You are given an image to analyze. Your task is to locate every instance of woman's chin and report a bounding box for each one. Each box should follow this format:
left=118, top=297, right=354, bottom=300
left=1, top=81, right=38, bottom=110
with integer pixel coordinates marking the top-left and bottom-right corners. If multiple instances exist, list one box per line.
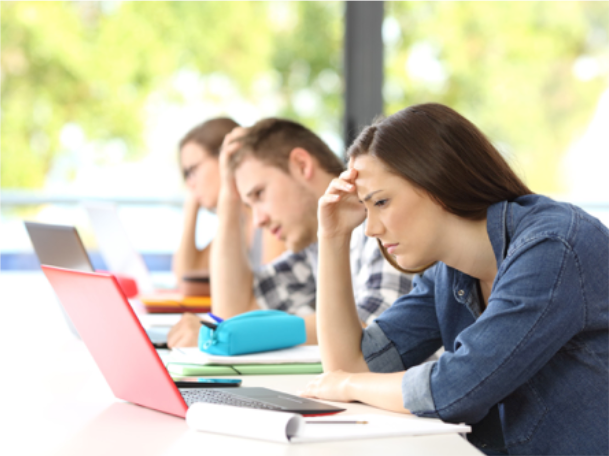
left=395, top=255, right=417, bottom=270
left=396, top=255, right=434, bottom=273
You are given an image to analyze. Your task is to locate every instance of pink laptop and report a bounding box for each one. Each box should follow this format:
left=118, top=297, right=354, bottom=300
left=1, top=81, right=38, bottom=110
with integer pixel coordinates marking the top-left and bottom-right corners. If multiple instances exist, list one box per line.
left=41, top=266, right=344, bottom=418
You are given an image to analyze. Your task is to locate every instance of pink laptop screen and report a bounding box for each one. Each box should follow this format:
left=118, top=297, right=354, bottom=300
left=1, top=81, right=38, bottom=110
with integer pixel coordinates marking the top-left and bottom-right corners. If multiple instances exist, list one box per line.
left=42, top=266, right=187, bottom=418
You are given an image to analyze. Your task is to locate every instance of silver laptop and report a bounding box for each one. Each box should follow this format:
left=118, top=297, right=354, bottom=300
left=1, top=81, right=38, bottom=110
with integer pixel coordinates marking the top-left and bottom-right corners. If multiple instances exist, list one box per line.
left=23, top=221, right=170, bottom=348
left=82, top=202, right=156, bottom=294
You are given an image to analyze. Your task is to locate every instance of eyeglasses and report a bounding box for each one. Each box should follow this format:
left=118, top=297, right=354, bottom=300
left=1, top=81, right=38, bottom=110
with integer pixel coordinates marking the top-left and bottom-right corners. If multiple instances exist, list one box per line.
left=182, top=161, right=202, bottom=181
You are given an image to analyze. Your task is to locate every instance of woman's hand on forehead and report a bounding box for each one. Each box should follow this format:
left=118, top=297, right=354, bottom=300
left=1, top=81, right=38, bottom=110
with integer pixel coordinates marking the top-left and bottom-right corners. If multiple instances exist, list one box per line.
left=340, top=167, right=358, bottom=183
left=342, top=165, right=361, bottom=199
left=347, top=155, right=357, bottom=170
left=318, top=165, right=366, bottom=239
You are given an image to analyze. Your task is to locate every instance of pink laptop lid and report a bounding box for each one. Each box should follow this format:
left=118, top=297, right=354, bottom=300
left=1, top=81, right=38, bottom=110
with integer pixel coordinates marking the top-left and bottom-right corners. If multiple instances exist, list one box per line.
left=42, top=265, right=187, bottom=418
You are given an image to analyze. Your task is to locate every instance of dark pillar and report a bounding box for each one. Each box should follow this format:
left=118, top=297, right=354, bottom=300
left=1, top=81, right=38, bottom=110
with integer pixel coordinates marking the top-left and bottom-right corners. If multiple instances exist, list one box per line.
left=343, top=1, right=384, bottom=150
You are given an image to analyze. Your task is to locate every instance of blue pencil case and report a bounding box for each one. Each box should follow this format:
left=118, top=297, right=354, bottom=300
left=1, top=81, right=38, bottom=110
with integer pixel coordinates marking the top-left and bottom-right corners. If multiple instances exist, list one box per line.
left=198, top=310, right=306, bottom=356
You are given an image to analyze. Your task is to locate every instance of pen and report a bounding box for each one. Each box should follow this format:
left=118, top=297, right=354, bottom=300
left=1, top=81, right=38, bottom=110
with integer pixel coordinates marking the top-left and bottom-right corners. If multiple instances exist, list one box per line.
left=200, top=320, right=217, bottom=330
left=208, top=313, right=224, bottom=323
left=305, top=421, right=368, bottom=424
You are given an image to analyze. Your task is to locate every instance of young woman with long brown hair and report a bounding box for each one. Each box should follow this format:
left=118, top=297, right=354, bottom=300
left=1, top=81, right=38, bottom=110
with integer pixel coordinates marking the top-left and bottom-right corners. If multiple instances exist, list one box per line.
left=302, top=103, right=608, bottom=455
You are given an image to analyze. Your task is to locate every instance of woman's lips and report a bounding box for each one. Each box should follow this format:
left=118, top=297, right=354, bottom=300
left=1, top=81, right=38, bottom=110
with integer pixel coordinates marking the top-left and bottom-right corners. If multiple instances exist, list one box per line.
left=383, top=243, right=399, bottom=254
left=270, top=226, right=282, bottom=239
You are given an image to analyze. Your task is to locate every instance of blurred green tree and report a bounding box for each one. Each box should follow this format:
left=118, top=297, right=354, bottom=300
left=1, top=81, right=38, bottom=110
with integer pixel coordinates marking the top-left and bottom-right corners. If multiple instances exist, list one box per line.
left=384, top=1, right=609, bottom=194
left=1, top=1, right=342, bottom=189
left=2, top=1, right=607, bottom=196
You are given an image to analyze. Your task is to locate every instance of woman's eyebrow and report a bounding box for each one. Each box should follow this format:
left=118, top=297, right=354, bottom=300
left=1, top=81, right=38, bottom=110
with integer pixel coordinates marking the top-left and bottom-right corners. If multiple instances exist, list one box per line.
left=246, top=185, right=263, bottom=199
left=363, top=190, right=383, bottom=202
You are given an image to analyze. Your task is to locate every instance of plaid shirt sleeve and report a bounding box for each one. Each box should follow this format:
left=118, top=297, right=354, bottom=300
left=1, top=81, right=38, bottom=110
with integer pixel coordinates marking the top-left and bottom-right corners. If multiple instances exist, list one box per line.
left=252, top=250, right=316, bottom=318
left=251, top=223, right=412, bottom=323
left=350, top=223, right=414, bottom=325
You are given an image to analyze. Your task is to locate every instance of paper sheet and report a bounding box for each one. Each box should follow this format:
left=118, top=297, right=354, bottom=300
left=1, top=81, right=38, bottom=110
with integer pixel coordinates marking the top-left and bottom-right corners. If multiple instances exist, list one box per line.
left=293, top=414, right=471, bottom=443
left=170, top=345, right=321, bottom=365
left=186, top=403, right=471, bottom=444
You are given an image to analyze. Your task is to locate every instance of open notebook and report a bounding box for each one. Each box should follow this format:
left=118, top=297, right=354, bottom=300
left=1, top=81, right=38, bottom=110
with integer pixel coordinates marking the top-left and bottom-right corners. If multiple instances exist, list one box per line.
left=187, top=403, right=471, bottom=443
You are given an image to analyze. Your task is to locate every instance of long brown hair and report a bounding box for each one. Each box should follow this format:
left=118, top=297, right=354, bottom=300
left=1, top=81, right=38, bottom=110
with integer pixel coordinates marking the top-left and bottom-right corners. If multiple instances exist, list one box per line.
left=179, top=117, right=240, bottom=158
left=348, top=103, right=532, bottom=274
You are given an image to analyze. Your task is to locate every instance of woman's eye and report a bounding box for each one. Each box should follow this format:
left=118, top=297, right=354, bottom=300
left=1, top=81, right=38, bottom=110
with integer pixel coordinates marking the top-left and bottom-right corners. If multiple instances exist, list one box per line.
left=374, top=199, right=388, bottom=208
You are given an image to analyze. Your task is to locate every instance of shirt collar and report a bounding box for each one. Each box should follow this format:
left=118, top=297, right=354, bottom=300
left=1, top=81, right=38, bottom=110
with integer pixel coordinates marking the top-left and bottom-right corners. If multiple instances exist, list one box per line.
left=486, top=200, right=510, bottom=270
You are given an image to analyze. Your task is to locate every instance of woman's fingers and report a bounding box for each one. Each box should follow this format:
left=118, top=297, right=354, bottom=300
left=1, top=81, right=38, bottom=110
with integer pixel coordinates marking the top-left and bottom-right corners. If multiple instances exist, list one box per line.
left=299, top=371, right=351, bottom=402
left=338, top=168, right=357, bottom=182
left=299, top=376, right=323, bottom=398
left=326, top=176, right=356, bottom=196
left=320, top=193, right=340, bottom=203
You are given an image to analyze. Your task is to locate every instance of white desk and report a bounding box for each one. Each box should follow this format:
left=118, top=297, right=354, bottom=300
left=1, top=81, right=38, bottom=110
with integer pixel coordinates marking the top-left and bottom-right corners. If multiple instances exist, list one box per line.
left=0, top=272, right=482, bottom=456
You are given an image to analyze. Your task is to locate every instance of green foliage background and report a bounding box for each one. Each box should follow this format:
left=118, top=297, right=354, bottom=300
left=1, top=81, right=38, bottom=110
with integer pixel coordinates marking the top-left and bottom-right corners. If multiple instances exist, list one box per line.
left=1, top=1, right=342, bottom=189
left=2, top=1, right=608, bottom=195
left=385, top=1, right=609, bottom=194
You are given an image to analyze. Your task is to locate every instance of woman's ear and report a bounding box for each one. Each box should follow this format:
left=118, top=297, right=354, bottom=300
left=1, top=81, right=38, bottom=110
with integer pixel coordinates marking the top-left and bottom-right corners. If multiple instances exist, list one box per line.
left=288, top=147, right=315, bottom=180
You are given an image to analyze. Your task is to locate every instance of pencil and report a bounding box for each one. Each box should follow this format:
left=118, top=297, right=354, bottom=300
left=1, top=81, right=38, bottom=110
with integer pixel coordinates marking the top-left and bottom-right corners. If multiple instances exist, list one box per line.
left=305, top=421, right=368, bottom=424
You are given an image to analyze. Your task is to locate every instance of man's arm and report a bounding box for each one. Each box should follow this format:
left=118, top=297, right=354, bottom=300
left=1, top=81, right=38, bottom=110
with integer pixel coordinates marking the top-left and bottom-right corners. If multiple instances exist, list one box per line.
left=172, top=194, right=211, bottom=281
left=210, top=189, right=259, bottom=318
left=209, top=129, right=259, bottom=319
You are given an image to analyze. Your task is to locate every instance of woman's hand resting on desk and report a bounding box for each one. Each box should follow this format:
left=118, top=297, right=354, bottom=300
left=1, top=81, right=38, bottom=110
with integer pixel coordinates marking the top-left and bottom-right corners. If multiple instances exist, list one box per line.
left=318, top=168, right=366, bottom=240
left=300, top=370, right=412, bottom=414
left=299, top=370, right=355, bottom=403
left=167, top=313, right=202, bottom=348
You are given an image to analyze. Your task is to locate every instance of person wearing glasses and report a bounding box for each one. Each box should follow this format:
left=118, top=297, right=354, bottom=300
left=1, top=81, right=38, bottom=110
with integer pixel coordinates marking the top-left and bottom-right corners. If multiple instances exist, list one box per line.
left=173, top=117, right=285, bottom=285
left=167, top=118, right=413, bottom=348
left=301, top=103, right=608, bottom=455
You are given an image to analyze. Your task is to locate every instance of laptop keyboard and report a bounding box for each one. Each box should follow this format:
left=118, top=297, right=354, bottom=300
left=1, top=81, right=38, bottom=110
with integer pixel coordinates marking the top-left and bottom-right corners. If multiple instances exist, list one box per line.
left=180, top=389, right=282, bottom=410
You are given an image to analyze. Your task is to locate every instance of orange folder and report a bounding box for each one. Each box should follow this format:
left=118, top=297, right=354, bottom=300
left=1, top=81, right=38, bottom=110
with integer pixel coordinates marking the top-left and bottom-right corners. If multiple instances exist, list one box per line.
left=137, top=293, right=212, bottom=314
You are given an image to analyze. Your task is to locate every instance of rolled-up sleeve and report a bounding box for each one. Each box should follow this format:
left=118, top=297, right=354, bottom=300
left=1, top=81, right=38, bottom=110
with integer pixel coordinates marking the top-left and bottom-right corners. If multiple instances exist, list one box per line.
left=361, top=321, right=405, bottom=372
left=362, top=321, right=439, bottom=414
left=401, top=361, right=437, bottom=414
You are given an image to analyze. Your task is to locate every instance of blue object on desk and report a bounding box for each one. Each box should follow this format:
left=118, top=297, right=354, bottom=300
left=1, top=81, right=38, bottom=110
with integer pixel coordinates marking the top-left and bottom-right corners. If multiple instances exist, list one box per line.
left=208, top=313, right=224, bottom=323
left=198, top=310, right=306, bottom=356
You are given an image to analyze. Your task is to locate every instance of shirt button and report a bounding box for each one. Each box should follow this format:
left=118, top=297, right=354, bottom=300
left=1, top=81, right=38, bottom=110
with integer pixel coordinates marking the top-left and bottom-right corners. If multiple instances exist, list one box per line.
left=457, top=290, right=465, bottom=297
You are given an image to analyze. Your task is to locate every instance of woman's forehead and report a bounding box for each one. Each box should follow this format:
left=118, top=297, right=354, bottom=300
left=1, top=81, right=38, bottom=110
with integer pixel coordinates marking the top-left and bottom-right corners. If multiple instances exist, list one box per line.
left=349, top=154, right=369, bottom=171
left=350, top=154, right=384, bottom=172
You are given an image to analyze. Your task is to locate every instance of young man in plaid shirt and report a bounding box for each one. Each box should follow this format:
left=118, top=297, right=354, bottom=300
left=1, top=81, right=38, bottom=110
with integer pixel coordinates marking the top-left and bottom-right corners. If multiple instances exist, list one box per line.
left=168, top=119, right=412, bottom=347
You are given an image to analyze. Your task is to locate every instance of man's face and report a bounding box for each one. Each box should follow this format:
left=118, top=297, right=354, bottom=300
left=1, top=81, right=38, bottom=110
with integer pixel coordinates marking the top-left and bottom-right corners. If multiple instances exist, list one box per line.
left=234, top=156, right=319, bottom=252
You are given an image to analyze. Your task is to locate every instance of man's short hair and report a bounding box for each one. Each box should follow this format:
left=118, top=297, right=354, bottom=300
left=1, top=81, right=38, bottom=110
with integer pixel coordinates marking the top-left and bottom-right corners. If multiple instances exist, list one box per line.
left=230, top=118, right=345, bottom=176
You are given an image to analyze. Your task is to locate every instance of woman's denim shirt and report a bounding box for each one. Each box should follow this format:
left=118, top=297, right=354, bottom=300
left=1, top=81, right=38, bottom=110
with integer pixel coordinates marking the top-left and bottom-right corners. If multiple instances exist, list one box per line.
left=362, top=195, right=608, bottom=455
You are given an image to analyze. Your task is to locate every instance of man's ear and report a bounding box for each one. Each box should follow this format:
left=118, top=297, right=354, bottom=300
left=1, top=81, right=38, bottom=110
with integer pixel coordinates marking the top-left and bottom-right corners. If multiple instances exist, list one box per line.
left=288, top=147, right=315, bottom=180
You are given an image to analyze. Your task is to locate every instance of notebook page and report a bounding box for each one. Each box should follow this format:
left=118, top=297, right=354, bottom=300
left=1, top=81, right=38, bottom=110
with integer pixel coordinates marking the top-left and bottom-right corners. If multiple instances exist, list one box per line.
left=186, top=402, right=302, bottom=443
left=291, top=414, right=471, bottom=443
